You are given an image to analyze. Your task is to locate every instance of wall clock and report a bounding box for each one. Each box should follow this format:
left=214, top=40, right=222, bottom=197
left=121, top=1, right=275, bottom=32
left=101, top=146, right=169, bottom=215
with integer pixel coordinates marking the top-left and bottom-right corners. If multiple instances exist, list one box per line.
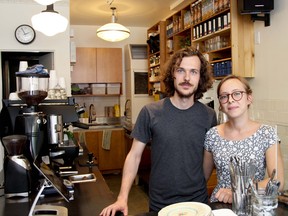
left=15, top=24, right=36, bottom=45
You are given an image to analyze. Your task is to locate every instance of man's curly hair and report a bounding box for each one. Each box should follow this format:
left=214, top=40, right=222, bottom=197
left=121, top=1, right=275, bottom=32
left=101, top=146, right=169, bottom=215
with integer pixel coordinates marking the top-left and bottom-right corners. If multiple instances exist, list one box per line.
left=162, top=47, right=214, bottom=100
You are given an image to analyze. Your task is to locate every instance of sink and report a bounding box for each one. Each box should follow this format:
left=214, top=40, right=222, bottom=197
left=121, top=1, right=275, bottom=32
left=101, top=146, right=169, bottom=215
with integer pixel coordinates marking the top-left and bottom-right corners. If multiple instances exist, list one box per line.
left=75, top=117, right=123, bottom=129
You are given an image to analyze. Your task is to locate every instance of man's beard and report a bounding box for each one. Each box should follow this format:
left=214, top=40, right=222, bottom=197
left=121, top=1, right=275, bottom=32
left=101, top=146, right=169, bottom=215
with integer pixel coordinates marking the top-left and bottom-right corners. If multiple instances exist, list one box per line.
left=175, top=83, right=197, bottom=99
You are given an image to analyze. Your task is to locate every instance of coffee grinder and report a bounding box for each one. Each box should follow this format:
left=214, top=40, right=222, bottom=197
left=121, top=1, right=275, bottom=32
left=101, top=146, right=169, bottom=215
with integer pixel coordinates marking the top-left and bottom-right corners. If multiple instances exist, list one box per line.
left=2, top=135, right=31, bottom=198
left=14, top=72, right=49, bottom=161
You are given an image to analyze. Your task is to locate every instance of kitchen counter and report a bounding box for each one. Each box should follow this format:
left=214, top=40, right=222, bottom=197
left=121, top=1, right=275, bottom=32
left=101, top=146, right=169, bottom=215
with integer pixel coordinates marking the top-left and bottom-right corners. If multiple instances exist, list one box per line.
left=0, top=149, right=116, bottom=215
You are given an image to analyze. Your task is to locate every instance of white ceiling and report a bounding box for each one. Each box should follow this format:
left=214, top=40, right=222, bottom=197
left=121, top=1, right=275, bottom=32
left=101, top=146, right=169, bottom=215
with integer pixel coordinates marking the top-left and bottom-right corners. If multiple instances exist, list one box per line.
left=70, top=0, right=191, bottom=27
left=1, top=0, right=193, bottom=28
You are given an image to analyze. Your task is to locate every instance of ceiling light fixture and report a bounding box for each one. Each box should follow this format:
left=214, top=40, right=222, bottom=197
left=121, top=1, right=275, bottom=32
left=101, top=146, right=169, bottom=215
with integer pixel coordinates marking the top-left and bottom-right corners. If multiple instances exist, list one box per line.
left=96, top=7, right=130, bottom=42
left=34, top=0, right=60, bottom=6
left=31, top=4, right=68, bottom=36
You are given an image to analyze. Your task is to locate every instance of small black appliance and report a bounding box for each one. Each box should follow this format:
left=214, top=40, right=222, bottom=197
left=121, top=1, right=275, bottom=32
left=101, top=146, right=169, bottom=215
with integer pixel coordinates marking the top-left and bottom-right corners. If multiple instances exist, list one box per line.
left=2, top=135, right=31, bottom=198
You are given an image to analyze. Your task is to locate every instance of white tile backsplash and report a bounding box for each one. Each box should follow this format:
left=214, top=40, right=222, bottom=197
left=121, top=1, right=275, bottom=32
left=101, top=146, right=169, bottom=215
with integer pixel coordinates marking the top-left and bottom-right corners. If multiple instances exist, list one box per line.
left=74, top=96, right=120, bottom=117
left=252, top=99, right=288, bottom=190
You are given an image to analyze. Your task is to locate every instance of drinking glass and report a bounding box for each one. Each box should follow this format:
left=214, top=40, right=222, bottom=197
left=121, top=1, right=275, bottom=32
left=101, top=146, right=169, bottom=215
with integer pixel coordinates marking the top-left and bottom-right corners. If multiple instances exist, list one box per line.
left=252, top=189, right=278, bottom=216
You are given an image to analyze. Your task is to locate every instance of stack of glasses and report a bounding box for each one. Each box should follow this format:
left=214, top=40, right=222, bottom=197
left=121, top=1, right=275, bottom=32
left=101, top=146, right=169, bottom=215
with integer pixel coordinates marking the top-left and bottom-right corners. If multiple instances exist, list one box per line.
left=229, top=156, right=280, bottom=216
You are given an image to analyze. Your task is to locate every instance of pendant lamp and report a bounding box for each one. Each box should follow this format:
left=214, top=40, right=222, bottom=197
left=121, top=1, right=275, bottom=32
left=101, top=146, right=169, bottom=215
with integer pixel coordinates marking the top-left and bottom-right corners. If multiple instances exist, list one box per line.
left=34, top=0, right=60, bottom=5
left=31, top=4, right=68, bottom=36
left=97, top=7, right=130, bottom=42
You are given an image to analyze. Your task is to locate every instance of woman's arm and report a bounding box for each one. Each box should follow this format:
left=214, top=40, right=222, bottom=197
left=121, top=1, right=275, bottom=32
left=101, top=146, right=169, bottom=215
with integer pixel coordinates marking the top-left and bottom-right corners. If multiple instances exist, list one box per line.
left=258, top=143, right=285, bottom=191
left=203, top=150, right=215, bottom=182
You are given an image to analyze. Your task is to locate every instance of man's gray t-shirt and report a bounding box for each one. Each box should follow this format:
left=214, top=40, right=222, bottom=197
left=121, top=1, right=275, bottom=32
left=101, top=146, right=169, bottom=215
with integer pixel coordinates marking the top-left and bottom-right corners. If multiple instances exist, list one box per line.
left=131, top=97, right=217, bottom=211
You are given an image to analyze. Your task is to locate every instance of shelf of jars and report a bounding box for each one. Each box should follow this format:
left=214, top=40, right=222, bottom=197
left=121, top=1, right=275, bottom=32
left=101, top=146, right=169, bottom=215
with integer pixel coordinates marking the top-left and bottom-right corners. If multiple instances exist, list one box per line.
left=160, top=0, right=254, bottom=79
left=147, top=21, right=166, bottom=95
left=193, top=27, right=230, bottom=43
left=166, top=28, right=192, bottom=56
left=204, top=45, right=232, bottom=78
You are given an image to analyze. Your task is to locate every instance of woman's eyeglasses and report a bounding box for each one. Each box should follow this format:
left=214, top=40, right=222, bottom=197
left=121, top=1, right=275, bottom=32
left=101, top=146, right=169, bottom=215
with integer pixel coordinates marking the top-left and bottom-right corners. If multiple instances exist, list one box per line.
left=218, top=91, right=247, bottom=104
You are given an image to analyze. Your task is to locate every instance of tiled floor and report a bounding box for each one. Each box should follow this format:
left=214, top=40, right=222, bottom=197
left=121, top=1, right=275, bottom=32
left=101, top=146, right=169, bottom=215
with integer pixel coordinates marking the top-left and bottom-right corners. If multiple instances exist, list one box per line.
left=103, top=173, right=149, bottom=215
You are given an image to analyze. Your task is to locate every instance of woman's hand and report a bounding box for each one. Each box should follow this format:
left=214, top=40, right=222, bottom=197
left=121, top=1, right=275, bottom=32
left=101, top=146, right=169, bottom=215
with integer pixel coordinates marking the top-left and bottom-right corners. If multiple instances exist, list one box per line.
left=214, top=188, right=233, bottom=203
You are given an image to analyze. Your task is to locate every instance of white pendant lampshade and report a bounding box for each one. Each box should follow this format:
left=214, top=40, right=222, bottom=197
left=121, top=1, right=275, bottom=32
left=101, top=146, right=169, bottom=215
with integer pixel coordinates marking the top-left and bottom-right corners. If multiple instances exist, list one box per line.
left=97, top=7, right=130, bottom=42
left=31, top=4, right=68, bottom=36
left=34, top=0, right=60, bottom=5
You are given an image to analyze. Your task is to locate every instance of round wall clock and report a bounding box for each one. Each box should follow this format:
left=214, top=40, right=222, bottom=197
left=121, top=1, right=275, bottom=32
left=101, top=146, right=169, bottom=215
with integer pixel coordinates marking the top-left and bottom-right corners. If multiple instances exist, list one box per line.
left=15, top=24, right=36, bottom=44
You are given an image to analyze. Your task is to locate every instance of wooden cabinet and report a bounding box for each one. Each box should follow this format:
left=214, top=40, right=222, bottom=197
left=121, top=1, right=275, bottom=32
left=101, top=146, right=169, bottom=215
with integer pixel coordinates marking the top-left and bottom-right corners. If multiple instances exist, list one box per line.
left=96, top=48, right=122, bottom=83
left=207, top=168, right=217, bottom=197
left=71, top=47, right=123, bottom=83
left=147, top=21, right=166, bottom=95
left=98, top=129, right=125, bottom=171
left=73, top=128, right=126, bottom=172
left=71, top=48, right=97, bottom=83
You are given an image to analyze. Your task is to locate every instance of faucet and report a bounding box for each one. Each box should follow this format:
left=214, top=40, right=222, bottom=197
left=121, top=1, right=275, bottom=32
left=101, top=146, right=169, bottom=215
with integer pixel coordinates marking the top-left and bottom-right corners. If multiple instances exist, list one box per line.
left=88, top=104, right=96, bottom=123
left=124, top=99, right=131, bottom=121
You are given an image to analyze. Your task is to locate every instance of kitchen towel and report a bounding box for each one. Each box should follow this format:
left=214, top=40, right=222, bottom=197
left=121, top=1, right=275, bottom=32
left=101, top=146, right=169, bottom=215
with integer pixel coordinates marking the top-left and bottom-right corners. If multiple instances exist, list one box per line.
left=102, top=129, right=112, bottom=150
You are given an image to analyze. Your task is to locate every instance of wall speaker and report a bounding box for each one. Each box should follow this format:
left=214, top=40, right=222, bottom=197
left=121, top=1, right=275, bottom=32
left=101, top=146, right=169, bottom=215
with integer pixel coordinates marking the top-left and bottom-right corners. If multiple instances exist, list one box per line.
left=238, top=0, right=274, bottom=14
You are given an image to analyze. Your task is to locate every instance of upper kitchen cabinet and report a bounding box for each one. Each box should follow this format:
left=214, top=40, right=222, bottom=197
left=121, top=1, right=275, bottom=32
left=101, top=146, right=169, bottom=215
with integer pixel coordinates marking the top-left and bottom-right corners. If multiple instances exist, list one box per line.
left=71, top=48, right=97, bottom=83
left=96, top=48, right=122, bottom=83
left=165, top=0, right=254, bottom=78
left=71, top=47, right=123, bottom=83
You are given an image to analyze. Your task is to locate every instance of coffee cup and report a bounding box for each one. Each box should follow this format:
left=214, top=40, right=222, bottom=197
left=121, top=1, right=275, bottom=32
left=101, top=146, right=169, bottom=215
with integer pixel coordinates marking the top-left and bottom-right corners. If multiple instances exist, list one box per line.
left=9, top=92, right=20, bottom=100
left=19, top=61, right=28, bottom=72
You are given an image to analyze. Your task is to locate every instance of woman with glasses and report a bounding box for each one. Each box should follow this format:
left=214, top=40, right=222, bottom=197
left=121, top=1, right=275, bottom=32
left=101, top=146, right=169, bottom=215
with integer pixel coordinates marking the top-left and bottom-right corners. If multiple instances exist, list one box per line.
left=203, top=75, right=284, bottom=203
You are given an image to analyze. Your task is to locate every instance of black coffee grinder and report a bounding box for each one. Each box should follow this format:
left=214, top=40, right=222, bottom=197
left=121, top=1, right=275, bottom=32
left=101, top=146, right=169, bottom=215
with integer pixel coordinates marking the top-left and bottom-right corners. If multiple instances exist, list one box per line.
left=14, top=71, right=49, bottom=161
left=2, top=135, right=31, bottom=198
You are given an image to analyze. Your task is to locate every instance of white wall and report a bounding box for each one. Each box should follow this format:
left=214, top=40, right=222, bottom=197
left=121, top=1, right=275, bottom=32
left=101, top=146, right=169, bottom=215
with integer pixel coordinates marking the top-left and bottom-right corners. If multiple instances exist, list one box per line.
left=0, top=0, right=71, bottom=108
left=0, top=0, right=70, bottom=186
left=248, top=0, right=288, bottom=189
left=250, top=1, right=287, bottom=101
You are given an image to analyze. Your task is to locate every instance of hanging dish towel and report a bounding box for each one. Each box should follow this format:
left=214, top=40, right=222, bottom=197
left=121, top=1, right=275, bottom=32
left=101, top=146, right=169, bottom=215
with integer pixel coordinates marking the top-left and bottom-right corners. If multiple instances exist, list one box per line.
left=102, top=129, right=112, bottom=150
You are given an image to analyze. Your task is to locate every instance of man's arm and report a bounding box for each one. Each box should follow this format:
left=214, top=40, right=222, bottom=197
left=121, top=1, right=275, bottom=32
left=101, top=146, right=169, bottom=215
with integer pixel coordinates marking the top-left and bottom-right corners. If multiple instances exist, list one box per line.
left=100, top=138, right=146, bottom=216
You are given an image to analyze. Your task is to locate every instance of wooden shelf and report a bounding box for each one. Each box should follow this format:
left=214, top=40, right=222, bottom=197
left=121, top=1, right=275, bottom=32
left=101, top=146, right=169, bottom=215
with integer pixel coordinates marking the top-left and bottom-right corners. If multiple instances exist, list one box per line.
left=205, top=46, right=231, bottom=54
left=147, top=21, right=166, bottom=96
left=193, top=27, right=230, bottom=43
left=149, top=63, right=160, bottom=68
left=194, top=8, right=230, bottom=26
left=210, top=57, right=232, bottom=64
left=72, top=94, right=121, bottom=97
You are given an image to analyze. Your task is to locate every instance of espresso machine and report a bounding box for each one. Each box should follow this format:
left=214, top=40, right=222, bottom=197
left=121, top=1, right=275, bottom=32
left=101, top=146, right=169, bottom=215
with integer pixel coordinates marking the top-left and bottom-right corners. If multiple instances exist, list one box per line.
left=0, top=67, right=82, bottom=193
left=2, top=135, right=31, bottom=198
left=47, top=114, right=79, bottom=166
